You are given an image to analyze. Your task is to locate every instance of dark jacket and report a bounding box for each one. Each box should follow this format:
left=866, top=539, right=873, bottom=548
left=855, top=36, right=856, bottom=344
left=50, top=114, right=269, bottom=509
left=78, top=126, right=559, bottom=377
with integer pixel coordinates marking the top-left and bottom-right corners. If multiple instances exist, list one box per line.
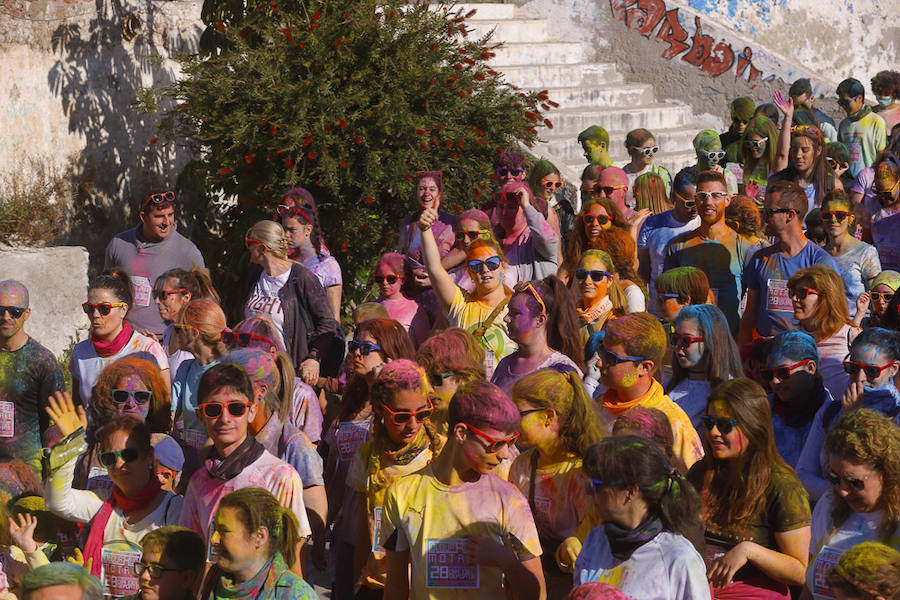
left=243, top=263, right=345, bottom=376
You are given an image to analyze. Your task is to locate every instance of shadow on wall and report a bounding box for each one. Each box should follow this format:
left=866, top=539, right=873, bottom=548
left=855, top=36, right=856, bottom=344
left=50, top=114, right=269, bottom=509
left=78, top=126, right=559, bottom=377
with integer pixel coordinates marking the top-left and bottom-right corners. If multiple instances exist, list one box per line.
left=46, top=0, right=199, bottom=268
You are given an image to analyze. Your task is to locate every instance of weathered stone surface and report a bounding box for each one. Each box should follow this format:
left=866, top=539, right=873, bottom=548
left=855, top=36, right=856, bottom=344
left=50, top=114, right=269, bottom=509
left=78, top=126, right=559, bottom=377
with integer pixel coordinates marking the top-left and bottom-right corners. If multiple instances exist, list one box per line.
left=0, top=245, right=90, bottom=357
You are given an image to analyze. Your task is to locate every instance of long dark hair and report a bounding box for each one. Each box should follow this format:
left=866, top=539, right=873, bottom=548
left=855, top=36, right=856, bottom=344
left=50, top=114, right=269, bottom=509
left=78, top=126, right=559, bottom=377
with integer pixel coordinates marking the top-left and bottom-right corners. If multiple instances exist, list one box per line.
left=584, top=435, right=705, bottom=554
left=514, top=276, right=585, bottom=371
left=281, top=187, right=326, bottom=254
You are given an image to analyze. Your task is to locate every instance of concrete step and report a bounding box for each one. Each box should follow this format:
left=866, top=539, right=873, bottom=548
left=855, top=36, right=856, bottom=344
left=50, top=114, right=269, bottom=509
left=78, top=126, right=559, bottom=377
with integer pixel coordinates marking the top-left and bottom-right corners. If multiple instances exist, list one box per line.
left=490, top=41, right=586, bottom=66
left=532, top=83, right=654, bottom=110
left=453, top=2, right=516, bottom=20
left=465, top=19, right=550, bottom=43
left=498, top=62, right=622, bottom=89
left=540, top=125, right=702, bottom=163
left=546, top=103, right=691, bottom=134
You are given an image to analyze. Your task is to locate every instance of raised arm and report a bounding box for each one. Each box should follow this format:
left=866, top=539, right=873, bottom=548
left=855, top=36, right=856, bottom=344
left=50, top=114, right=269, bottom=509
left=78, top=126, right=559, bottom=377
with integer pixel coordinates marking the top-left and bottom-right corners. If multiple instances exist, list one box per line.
left=773, top=91, right=794, bottom=174
left=521, top=195, right=560, bottom=264
left=419, top=208, right=459, bottom=310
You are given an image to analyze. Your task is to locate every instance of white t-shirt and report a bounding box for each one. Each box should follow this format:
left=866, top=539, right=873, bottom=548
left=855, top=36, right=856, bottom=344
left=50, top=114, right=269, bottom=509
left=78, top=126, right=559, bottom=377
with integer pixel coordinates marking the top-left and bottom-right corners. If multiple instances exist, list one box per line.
left=623, top=284, right=646, bottom=313
left=806, top=491, right=899, bottom=599
left=574, top=529, right=711, bottom=600
left=245, top=269, right=291, bottom=346
left=69, top=331, right=168, bottom=404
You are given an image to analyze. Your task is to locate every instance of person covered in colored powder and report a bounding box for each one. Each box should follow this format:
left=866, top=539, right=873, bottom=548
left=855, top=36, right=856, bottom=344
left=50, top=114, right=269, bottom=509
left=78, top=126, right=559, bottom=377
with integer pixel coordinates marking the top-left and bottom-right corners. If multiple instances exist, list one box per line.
left=691, top=130, right=738, bottom=195
left=373, top=252, right=438, bottom=348
left=578, top=126, right=615, bottom=169
left=836, top=78, right=888, bottom=178
left=381, top=380, right=545, bottom=600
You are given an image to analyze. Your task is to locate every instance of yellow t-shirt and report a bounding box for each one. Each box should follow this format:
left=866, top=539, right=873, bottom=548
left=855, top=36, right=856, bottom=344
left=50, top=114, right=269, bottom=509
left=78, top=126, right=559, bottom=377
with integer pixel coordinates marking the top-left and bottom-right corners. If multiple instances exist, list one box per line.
left=447, top=287, right=516, bottom=362
left=597, top=379, right=704, bottom=472
left=381, top=465, right=542, bottom=599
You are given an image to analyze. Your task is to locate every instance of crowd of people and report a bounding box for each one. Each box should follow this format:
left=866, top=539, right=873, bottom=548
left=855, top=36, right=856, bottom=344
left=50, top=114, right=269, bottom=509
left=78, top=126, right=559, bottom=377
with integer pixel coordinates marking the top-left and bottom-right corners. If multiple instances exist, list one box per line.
left=2, top=73, right=900, bottom=600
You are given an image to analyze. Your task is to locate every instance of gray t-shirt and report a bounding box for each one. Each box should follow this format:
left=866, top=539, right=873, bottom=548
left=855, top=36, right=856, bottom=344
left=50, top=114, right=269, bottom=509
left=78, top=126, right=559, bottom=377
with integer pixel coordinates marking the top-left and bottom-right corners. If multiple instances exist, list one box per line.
left=104, top=226, right=205, bottom=336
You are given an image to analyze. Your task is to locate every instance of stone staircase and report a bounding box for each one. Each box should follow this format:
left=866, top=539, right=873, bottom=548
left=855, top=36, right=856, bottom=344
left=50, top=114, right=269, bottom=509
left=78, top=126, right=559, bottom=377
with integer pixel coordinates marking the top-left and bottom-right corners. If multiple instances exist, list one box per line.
left=459, top=3, right=713, bottom=181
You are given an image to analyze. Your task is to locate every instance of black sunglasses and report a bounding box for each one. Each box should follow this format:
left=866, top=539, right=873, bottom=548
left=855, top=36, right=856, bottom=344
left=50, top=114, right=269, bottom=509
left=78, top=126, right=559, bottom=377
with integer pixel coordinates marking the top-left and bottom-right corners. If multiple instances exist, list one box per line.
left=99, top=447, right=142, bottom=467
left=133, top=562, right=181, bottom=578
left=467, top=256, right=502, bottom=274
left=582, top=214, right=611, bottom=226
left=700, top=416, right=740, bottom=435
left=111, top=389, right=153, bottom=405
left=0, top=306, right=26, bottom=319
left=428, top=371, right=456, bottom=387
left=198, top=401, right=252, bottom=419
left=221, top=331, right=275, bottom=351
left=373, top=274, right=400, bottom=284
left=495, top=168, right=524, bottom=177
left=348, top=340, right=383, bottom=356
left=824, top=470, right=868, bottom=491
left=574, top=269, right=611, bottom=282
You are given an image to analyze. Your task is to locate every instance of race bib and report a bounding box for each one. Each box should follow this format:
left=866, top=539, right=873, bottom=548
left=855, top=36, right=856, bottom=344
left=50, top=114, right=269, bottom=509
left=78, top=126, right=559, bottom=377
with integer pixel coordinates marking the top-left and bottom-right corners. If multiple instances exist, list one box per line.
left=371, top=507, right=386, bottom=553
left=130, top=276, right=152, bottom=308
left=426, top=539, right=480, bottom=589
left=0, top=401, right=14, bottom=437
left=766, top=279, right=793, bottom=313
left=849, top=142, right=862, bottom=165
left=87, top=465, right=114, bottom=492
left=101, top=547, right=142, bottom=597
left=812, top=546, right=842, bottom=596
left=336, top=420, right=370, bottom=462
left=533, top=493, right=552, bottom=524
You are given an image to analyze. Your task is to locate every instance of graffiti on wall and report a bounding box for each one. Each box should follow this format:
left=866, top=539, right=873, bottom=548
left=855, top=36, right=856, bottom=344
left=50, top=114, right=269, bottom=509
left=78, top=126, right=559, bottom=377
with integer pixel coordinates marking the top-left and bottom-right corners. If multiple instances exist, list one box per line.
left=609, top=0, right=763, bottom=87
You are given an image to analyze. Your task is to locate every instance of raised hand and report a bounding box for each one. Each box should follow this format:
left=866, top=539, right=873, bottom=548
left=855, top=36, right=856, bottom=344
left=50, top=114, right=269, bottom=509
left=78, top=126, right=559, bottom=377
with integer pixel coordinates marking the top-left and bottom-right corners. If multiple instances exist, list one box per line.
left=8, top=513, right=39, bottom=553
left=418, top=208, right=439, bottom=231
left=46, top=391, right=87, bottom=438
left=774, top=90, right=794, bottom=117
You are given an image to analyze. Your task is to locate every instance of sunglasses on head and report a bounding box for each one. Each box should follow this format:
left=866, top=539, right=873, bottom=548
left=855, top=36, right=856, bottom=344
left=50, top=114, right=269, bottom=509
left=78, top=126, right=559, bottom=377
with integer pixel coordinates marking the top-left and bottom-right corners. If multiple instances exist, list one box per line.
left=198, top=401, right=253, bottom=419
left=514, top=281, right=547, bottom=316
left=825, top=470, right=869, bottom=491
left=760, top=358, right=813, bottom=382
left=464, top=422, right=519, bottom=453
left=456, top=230, right=490, bottom=242
left=582, top=214, right=611, bottom=226
left=601, top=347, right=646, bottom=366
left=428, top=371, right=456, bottom=387
left=276, top=204, right=312, bottom=223
left=871, top=291, right=894, bottom=302
left=842, top=359, right=897, bottom=379
left=0, top=306, right=26, bottom=319
left=467, top=256, right=502, bottom=274
left=244, top=238, right=264, bottom=250
left=631, top=145, right=659, bottom=157
left=112, top=389, right=153, bottom=405
left=348, top=339, right=383, bottom=356
left=99, top=447, right=142, bottom=467
left=700, top=150, right=726, bottom=162
left=141, top=191, right=175, bottom=209
left=495, top=168, right=524, bottom=178
left=82, top=302, right=126, bottom=316
left=669, top=332, right=704, bottom=348
left=700, top=416, right=740, bottom=435
left=542, top=180, right=564, bottom=190
left=221, top=331, right=276, bottom=351
left=153, top=288, right=187, bottom=301
left=790, top=287, right=818, bottom=300
left=873, top=179, right=900, bottom=203
left=820, top=210, right=851, bottom=223
left=373, top=274, right=400, bottom=285
left=588, top=185, right=626, bottom=197
left=743, top=138, right=768, bottom=151
left=381, top=401, right=434, bottom=426
left=574, top=269, right=611, bottom=282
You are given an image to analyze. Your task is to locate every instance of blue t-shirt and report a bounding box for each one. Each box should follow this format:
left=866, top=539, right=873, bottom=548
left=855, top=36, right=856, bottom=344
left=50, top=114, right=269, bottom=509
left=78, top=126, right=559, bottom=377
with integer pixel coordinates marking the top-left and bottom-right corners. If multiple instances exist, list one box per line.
left=638, top=211, right=686, bottom=249
left=743, top=240, right=841, bottom=337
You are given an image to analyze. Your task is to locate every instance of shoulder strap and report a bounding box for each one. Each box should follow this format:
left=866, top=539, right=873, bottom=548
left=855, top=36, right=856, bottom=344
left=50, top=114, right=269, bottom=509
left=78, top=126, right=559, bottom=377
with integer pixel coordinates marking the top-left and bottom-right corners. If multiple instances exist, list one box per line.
left=527, top=450, right=539, bottom=512
left=473, top=297, right=509, bottom=341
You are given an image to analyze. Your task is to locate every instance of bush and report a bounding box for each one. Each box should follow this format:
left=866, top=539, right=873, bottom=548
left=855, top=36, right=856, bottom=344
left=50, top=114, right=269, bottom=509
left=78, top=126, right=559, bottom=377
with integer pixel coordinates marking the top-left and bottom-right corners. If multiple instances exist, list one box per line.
left=150, top=0, right=552, bottom=319
left=0, top=157, right=76, bottom=246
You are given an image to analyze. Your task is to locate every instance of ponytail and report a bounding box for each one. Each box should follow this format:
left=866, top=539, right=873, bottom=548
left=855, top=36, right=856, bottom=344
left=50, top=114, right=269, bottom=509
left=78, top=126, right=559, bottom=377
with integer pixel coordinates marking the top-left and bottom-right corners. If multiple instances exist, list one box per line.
left=90, top=269, right=134, bottom=306
left=543, top=276, right=586, bottom=372
left=273, top=352, right=296, bottom=421
left=657, top=467, right=705, bottom=555
left=278, top=507, right=301, bottom=567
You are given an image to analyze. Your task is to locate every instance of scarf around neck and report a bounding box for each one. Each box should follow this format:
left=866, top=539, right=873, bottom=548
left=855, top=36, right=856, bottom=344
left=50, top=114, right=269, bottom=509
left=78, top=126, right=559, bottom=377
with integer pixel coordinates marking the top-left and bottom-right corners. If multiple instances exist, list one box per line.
left=91, top=320, right=133, bottom=358
left=577, top=296, right=613, bottom=326
left=205, top=435, right=266, bottom=480
left=604, top=512, right=665, bottom=561
left=84, top=475, right=162, bottom=578
left=210, top=553, right=288, bottom=599
left=602, top=378, right=665, bottom=416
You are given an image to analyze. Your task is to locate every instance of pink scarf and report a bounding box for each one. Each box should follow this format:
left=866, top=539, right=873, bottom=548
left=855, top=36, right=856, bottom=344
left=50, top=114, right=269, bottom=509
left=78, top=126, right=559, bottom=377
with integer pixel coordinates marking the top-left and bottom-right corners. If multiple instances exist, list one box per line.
left=84, top=476, right=162, bottom=578
left=91, top=321, right=133, bottom=357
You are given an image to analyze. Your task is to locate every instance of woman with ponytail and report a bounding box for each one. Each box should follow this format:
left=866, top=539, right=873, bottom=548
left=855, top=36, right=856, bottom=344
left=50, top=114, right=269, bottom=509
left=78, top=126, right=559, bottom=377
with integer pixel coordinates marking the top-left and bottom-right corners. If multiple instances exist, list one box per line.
left=171, top=298, right=229, bottom=448
left=203, top=487, right=317, bottom=600
left=243, top=220, right=344, bottom=388
left=71, top=270, right=169, bottom=409
left=574, top=435, right=709, bottom=599
left=509, top=369, right=603, bottom=597
left=153, top=266, right=220, bottom=375
left=689, top=378, right=811, bottom=598
left=491, top=276, right=585, bottom=395
left=348, top=360, right=440, bottom=597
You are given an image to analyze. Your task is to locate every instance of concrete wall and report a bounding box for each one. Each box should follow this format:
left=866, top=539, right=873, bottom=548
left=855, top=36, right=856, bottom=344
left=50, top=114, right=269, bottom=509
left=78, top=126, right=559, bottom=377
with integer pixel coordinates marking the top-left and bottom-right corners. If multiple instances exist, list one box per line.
left=517, top=0, right=898, bottom=124
left=0, top=246, right=91, bottom=357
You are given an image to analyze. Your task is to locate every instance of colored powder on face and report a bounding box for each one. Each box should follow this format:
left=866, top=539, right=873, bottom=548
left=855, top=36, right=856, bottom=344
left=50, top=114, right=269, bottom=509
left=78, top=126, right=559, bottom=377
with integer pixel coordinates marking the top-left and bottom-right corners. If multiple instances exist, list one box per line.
left=693, top=130, right=721, bottom=153
left=620, top=371, right=638, bottom=388
left=0, top=280, right=28, bottom=307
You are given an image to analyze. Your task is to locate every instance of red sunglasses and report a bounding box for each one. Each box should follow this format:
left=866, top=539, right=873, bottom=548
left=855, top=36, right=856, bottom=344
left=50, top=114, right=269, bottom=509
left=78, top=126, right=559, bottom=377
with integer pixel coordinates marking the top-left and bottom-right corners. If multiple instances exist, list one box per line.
left=464, top=423, right=519, bottom=453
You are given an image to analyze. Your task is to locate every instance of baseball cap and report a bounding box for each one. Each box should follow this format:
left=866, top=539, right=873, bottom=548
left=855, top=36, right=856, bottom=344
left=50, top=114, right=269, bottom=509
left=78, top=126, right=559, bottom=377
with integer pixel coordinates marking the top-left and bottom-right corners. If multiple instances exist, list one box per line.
left=152, top=434, right=185, bottom=471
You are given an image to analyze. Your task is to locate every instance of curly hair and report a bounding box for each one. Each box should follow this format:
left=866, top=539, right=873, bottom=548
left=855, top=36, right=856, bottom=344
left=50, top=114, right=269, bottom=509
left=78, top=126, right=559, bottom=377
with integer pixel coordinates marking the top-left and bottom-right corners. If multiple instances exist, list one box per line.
left=563, top=197, right=628, bottom=273
left=825, top=409, right=900, bottom=539
left=91, top=356, right=171, bottom=433
left=415, top=328, right=486, bottom=384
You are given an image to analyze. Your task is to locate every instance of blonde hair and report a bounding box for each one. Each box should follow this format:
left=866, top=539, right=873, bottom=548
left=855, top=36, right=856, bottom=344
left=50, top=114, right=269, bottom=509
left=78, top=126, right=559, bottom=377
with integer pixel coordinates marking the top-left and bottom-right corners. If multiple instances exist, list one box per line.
left=633, top=172, right=671, bottom=215
left=176, top=299, right=228, bottom=354
left=580, top=249, right=627, bottom=313
left=246, top=220, right=291, bottom=260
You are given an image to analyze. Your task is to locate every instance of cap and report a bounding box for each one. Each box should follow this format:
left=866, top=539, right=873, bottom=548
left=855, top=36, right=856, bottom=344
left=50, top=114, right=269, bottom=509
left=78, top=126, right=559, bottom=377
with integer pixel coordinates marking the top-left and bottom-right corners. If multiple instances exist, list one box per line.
left=692, top=130, right=721, bottom=152
left=789, top=78, right=813, bottom=98
left=152, top=434, right=185, bottom=471
left=730, top=97, right=755, bottom=121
